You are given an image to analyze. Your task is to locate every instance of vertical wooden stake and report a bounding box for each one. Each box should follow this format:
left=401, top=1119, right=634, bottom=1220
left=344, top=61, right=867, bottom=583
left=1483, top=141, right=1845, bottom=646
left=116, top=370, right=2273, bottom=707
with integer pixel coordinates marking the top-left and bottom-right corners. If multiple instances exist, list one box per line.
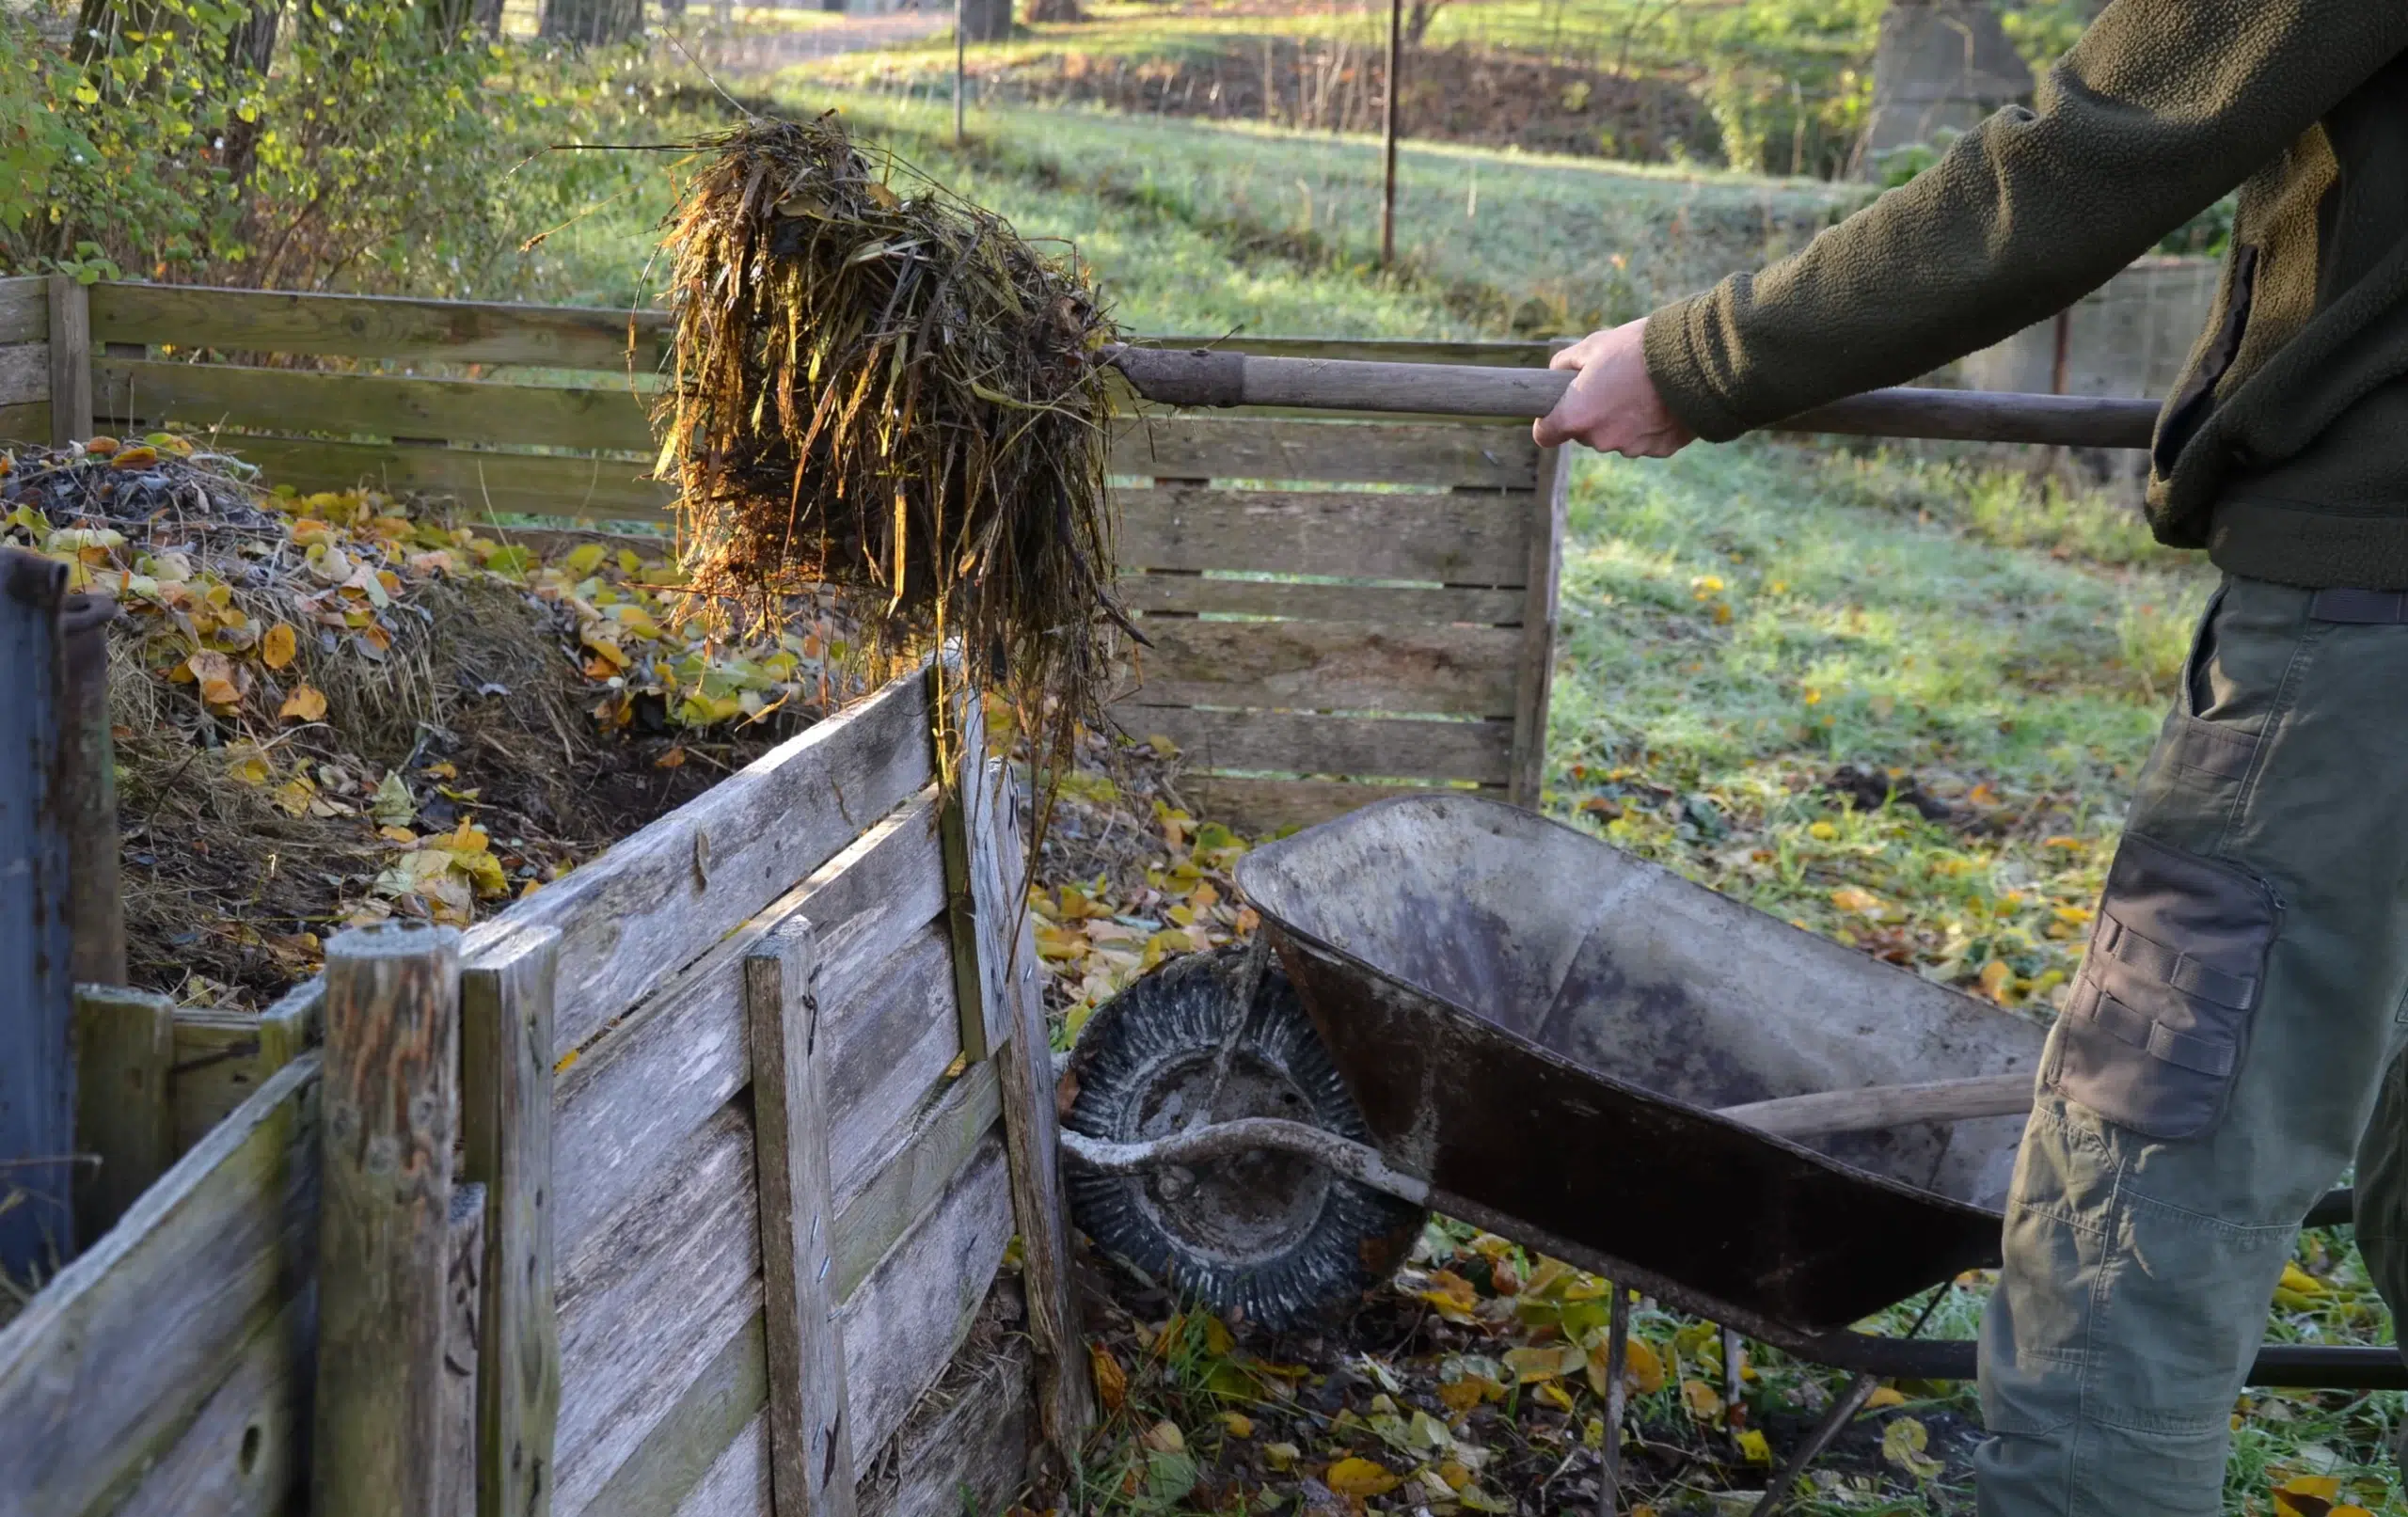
left=314, top=922, right=464, bottom=1517
left=1380, top=0, right=1402, bottom=266
left=984, top=758, right=1097, bottom=1457
left=71, top=984, right=175, bottom=1244
left=1508, top=439, right=1571, bottom=808
left=747, top=922, right=857, bottom=1517
left=462, top=930, right=561, bottom=1517
left=937, top=669, right=1012, bottom=1063
left=1597, top=1285, right=1631, bottom=1517
left=443, top=1180, right=489, bottom=1517
left=45, top=276, right=92, bottom=450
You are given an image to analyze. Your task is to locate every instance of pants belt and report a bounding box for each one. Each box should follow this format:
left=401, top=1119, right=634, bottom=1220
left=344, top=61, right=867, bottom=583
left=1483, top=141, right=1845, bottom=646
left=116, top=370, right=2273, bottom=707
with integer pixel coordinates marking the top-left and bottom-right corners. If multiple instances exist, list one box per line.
left=2309, top=587, right=2408, bottom=624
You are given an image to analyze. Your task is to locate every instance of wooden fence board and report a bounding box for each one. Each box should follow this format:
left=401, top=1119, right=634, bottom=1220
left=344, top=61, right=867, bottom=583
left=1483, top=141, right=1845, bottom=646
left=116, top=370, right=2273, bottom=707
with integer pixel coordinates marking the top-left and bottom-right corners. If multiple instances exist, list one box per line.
left=471, top=669, right=934, bottom=1058
left=73, top=985, right=177, bottom=1244
left=832, top=1136, right=1014, bottom=1465
left=90, top=283, right=671, bottom=371
left=1183, top=776, right=1479, bottom=836
left=110, top=1294, right=311, bottom=1517
left=47, top=277, right=92, bottom=448
left=0, top=277, right=48, bottom=344
left=1119, top=573, right=1523, bottom=625
left=855, top=1333, right=1034, bottom=1517
left=168, top=988, right=315, bottom=1156
left=0, top=341, right=50, bottom=407
left=0, top=400, right=51, bottom=443
left=1139, top=336, right=1560, bottom=367
left=142, top=434, right=676, bottom=522
left=675, top=1409, right=769, bottom=1517
left=557, top=1273, right=766, bottom=1517
left=823, top=927, right=965, bottom=1202
left=0, top=1053, right=320, bottom=1517
left=599, top=1326, right=768, bottom=1517
left=1117, top=619, right=1523, bottom=718
left=831, top=1063, right=999, bottom=1302
left=1109, top=418, right=1542, bottom=489
left=548, top=793, right=945, bottom=1259
left=1116, top=487, right=1529, bottom=583
left=1510, top=447, right=1571, bottom=805
left=99, top=358, right=653, bottom=455
left=1123, top=707, right=1513, bottom=785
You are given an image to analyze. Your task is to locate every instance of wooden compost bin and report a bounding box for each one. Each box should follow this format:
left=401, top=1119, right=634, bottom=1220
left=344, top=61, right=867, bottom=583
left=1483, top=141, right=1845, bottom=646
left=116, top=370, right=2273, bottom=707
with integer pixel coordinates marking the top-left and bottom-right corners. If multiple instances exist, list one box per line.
left=44, top=279, right=1567, bottom=834
left=0, top=665, right=1091, bottom=1517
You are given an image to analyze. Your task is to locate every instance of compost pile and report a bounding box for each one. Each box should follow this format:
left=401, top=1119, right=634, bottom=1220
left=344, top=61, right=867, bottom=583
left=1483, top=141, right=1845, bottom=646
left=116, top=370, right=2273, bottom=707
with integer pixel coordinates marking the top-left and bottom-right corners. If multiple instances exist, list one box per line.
left=2, top=436, right=853, bottom=1008
left=656, top=113, right=1124, bottom=785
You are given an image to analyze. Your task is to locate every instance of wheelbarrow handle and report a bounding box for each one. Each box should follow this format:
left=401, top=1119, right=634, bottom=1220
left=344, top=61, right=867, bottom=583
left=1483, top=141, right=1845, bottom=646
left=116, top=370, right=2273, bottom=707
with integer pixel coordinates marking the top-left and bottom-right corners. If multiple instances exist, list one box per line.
left=1102, top=345, right=2160, bottom=450
left=1715, top=1071, right=2036, bottom=1140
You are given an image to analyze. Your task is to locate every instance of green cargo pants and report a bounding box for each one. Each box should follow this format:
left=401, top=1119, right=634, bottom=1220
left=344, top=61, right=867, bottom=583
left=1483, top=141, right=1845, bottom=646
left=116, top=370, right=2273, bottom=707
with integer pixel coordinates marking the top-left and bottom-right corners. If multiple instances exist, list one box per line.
left=1974, top=575, right=2408, bottom=1515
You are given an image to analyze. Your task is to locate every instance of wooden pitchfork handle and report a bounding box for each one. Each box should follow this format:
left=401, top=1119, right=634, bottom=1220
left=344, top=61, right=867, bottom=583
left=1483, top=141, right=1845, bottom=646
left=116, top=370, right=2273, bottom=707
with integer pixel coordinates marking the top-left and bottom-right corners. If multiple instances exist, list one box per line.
left=1102, top=345, right=2160, bottom=450
left=1716, top=1071, right=2036, bottom=1140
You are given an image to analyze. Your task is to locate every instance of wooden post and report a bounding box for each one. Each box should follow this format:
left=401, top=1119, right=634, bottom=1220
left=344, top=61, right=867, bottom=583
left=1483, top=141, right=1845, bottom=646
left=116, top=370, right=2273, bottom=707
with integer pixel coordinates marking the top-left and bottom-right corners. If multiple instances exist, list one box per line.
left=745, top=922, right=858, bottom=1517
left=1508, top=441, right=1570, bottom=809
left=71, top=985, right=174, bottom=1245
left=1, top=546, right=77, bottom=1276
left=444, top=1181, right=489, bottom=1517
left=461, top=930, right=561, bottom=1517
left=983, top=758, right=1097, bottom=1457
left=45, top=276, right=92, bottom=449
left=58, top=591, right=122, bottom=987
left=314, top=922, right=465, bottom=1517
left=936, top=671, right=1012, bottom=1063
left=1380, top=0, right=1402, bottom=266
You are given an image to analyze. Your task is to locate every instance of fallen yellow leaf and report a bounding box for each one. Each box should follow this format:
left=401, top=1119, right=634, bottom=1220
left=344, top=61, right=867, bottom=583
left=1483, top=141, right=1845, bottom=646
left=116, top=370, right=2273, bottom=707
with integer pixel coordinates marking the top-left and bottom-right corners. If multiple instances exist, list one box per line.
left=260, top=622, right=298, bottom=670
left=279, top=683, right=327, bottom=722
left=1264, top=1442, right=1300, bottom=1472
left=1830, top=885, right=1884, bottom=916
left=1218, top=1411, right=1253, bottom=1439
left=1139, top=1420, right=1183, bottom=1454
left=1863, top=1385, right=1909, bottom=1410
left=1324, top=1457, right=1401, bottom=1498
left=1735, top=1429, right=1771, bottom=1464
left=1086, top=1341, right=1126, bottom=1414
left=1680, top=1379, right=1720, bottom=1422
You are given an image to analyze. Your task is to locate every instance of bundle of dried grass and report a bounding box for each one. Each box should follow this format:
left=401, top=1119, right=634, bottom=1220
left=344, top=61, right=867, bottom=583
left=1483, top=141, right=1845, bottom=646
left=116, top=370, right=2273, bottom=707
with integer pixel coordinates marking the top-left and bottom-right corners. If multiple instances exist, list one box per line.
left=654, top=113, right=1125, bottom=783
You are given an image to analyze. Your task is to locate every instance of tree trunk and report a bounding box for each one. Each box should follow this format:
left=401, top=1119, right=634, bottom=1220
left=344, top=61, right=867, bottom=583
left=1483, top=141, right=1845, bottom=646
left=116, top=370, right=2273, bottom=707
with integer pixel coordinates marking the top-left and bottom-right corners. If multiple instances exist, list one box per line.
left=541, top=0, right=643, bottom=45
left=472, top=0, right=506, bottom=33
left=958, top=0, right=1010, bottom=44
left=1024, top=0, right=1081, bottom=22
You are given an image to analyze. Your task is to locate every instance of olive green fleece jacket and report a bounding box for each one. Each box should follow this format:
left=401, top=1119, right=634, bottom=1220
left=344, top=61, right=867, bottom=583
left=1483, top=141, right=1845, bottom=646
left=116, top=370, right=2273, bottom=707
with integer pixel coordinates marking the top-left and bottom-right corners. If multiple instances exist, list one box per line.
left=1640, top=0, right=2408, bottom=590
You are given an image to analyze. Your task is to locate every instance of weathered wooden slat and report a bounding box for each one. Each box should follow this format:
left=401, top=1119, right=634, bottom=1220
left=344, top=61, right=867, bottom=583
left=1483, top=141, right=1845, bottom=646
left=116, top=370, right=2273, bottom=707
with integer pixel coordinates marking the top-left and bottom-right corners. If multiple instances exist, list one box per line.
left=123, top=433, right=677, bottom=522
left=1118, top=706, right=1513, bottom=784
left=0, top=1052, right=320, bottom=1517
left=98, top=358, right=653, bottom=454
left=675, top=1408, right=769, bottom=1517
left=1109, top=418, right=1542, bottom=489
left=168, top=982, right=317, bottom=1158
left=313, top=924, right=463, bottom=1517
left=596, top=1323, right=769, bottom=1517
left=443, top=1182, right=489, bottom=1517
left=1182, top=776, right=1482, bottom=836
left=745, top=924, right=858, bottom=1517
left=109, top=1292, right=311, bottom=1517
left=984, top=763, right=1095, bottom=1455
left=1117, top=618, right=1524, bottom=718
left=90, top=282, right=671, bottom=371
left=0, top=277, right=49, bottom=345
left=0, top=399, right=51, bottom=443
left=470, top=668, right=935, bottom=1059
left=48, top=277, right=92, bottom=448
left=830, top=1063, right=998, bottom=1302
left=1143, top=335, right=1561, bottom=367
left=548, top=788, right=945, bottom=1258
left=0, top=340, right=49, bottom=407
left=823, top=928, right=963, bottom=1203
left=558, top=1269, right=767, bottom=1517
left=936, top=679, right=1013, bottom=1064
left=72, top=984, right=176, bottom=1244
left=835, top=1136, right=1014, bottom=1466
left=1511, top=447, right=1571, bottom=807
left=1119, top=572, right=1524, bottom=624
left=1116, top=486, right=1529, bottom=583
left=855, top=1329, right=1033, bottom=1517
left=461, top=930, right=562, bottom=1517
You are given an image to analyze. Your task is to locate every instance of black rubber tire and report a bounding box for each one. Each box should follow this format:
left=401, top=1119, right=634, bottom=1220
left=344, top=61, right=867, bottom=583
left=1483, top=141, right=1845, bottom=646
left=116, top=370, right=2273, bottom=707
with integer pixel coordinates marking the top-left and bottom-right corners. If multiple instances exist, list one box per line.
left=1062, top=944, right=1427, bottom=1329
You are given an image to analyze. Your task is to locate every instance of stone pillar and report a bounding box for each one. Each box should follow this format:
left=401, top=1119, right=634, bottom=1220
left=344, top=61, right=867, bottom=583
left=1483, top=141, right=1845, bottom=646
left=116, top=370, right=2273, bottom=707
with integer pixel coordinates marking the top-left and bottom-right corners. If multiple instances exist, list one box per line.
left=1856, top=0, right=2032, bottom=177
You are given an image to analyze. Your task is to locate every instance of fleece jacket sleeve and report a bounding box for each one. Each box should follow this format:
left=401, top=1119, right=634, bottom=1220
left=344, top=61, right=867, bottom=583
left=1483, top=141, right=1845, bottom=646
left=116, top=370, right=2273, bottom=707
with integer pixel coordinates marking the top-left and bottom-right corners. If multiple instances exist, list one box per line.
left=1640, top=0, right=2408, bottom=441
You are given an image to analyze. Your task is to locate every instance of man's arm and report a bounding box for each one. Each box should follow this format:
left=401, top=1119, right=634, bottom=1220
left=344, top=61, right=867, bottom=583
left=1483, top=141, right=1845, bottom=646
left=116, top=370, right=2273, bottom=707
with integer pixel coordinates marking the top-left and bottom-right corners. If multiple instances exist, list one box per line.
left=1538, top=0, right=2408, bottom=456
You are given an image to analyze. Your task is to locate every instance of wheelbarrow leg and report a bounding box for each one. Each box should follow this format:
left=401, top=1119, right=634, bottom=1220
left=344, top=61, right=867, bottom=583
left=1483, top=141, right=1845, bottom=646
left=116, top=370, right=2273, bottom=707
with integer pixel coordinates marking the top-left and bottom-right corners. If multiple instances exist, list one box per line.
left=1748, top=1375, right=1883, bottom=1517
left=1597, top=1285, right=1632, bottom=1517
left=1189, top=933, right=1274, bottom=1130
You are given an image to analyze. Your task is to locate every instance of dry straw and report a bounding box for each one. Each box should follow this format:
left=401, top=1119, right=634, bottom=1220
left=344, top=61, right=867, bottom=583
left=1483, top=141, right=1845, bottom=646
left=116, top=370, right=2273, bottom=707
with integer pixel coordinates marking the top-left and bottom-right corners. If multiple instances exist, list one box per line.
left=653, top=112, right=1130, bottom=787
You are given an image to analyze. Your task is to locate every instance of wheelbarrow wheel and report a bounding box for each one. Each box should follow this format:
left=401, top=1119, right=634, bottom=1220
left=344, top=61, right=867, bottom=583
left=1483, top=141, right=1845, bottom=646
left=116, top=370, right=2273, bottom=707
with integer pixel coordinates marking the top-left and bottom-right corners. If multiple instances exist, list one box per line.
left=1063, top=943, right=1428, bottom=1329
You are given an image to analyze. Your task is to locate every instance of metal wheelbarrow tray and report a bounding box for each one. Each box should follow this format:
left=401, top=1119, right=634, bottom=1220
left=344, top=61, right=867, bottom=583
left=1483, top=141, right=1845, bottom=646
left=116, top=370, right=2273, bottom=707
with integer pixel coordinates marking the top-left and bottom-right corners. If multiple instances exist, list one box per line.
left=1061, top=793, right=2394, bottom=1390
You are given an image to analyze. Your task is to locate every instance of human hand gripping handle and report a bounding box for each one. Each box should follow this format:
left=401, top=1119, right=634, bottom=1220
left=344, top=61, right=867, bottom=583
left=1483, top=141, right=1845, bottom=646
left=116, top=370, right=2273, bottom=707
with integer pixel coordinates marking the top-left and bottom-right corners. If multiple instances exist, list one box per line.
left=1533, top=318, right=1696, bottom=458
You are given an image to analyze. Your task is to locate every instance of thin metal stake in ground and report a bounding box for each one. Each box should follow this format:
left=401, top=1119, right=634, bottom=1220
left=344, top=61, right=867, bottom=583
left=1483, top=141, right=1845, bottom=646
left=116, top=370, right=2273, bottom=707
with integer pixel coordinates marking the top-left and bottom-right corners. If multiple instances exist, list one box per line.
left=1381, top=0, right=1402, bottom=264
left=1597, top=1284, right=1632, bottom=1517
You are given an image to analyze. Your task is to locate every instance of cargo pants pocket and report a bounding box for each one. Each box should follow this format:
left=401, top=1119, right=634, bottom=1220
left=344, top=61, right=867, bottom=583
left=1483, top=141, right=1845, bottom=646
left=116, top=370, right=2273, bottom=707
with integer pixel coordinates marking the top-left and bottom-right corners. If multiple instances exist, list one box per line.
left=2048, top=832, right=2281, bottom=1141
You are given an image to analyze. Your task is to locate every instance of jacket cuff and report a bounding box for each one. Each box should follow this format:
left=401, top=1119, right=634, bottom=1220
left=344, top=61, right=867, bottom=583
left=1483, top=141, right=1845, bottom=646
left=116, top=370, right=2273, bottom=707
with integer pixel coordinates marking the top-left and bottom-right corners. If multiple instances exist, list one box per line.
left=1641, top=298, right=1752, bottom=444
